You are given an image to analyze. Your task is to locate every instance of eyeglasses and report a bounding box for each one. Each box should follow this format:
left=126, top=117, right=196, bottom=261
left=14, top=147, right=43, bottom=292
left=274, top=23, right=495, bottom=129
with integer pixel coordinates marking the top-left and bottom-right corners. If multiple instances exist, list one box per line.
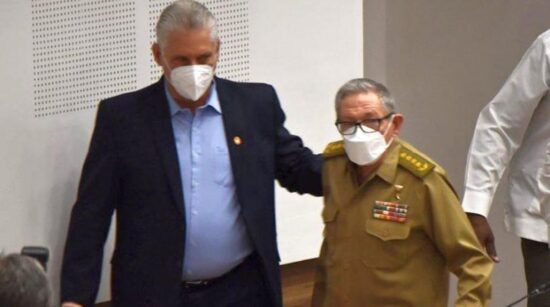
left=335, top=112, right=394, bottom=135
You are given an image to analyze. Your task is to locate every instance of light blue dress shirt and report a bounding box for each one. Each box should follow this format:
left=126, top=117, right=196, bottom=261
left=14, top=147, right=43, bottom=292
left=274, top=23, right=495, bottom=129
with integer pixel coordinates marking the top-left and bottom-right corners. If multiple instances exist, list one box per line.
left=165, top=81, right=253, bottom=281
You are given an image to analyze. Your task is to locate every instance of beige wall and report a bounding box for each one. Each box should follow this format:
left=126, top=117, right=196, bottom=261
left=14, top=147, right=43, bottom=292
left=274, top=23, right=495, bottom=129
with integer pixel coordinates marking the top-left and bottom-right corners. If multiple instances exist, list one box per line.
left=364, top=0, right=550, bottom=306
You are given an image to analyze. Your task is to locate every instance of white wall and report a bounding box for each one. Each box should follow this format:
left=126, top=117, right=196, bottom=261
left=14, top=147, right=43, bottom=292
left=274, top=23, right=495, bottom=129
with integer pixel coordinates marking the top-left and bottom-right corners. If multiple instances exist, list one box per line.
left=364, top=0, right=550, bottom=306
left=0, top=0, right=363, bottom=304
left=249, top=0, right=363, bottom=264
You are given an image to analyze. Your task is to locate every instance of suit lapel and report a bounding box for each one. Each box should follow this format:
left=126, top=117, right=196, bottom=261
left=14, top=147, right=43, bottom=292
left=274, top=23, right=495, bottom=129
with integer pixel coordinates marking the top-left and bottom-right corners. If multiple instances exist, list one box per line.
left=142, top=77, right=248, bottom=217
left=216, top=78, right=249, bottom=201
left=143, top=79, right=185, bottom=217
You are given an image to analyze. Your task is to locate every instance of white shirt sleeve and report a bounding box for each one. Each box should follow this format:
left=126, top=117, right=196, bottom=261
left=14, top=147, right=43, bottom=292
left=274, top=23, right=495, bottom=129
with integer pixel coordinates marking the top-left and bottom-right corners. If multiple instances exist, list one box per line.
left=463, top=33, right=550, bottom=217
left=538, top=143, right=550, bottom=248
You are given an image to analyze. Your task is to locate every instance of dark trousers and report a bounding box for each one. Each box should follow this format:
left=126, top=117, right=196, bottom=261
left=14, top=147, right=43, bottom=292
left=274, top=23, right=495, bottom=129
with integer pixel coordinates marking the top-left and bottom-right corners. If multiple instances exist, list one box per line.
left=522, top=238, right=550, bottom=307
left=180, top=253, right=272, bottom=307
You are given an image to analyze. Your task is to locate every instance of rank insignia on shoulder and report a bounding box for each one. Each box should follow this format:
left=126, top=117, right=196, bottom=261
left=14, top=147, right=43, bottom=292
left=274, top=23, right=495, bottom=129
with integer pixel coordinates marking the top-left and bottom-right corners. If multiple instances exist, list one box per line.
left=398, top=146, right=435, bottom=178
left=373, top=201, right=408, bottom=223
left=323, top=141, right=346, bottom=159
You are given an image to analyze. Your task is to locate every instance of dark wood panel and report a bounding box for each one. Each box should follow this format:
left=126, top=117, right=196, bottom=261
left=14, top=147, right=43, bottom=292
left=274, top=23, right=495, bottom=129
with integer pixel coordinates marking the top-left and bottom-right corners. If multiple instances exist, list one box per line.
left=95, top=258, right=318, bottom=307
left=281, top=258, right=318, bottom=307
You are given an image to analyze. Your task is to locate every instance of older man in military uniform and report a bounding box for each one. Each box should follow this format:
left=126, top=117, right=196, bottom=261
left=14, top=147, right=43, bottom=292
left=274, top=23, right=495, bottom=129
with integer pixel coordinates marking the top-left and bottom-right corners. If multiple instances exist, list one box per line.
left=311, top=78, right=493, bottom=307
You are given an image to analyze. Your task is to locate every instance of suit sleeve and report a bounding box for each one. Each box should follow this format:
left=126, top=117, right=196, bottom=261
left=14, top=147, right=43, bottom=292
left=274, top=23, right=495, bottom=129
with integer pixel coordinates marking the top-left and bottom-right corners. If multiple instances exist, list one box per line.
left=270, top=86, right=323, bottom=196
left=426, top=172, right=493, bottom=307
left=61, top=101, right=119, bottom=306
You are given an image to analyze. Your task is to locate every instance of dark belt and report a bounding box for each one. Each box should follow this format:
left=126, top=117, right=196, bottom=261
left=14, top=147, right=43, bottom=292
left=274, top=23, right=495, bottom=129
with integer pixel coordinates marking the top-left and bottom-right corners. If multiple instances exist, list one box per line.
left=182, top=253, right=257, bottom=290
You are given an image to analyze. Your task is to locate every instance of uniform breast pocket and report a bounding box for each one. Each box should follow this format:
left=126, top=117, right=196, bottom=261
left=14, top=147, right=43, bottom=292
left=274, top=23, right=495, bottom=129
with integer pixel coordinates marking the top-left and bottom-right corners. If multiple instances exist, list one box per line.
left=214, top=146, right=234, bottom=186
left=361, top=219, right=411, bottom=269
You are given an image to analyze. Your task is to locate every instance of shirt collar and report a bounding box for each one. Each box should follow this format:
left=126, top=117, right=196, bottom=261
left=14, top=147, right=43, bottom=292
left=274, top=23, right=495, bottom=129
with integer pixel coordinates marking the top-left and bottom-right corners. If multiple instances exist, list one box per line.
left=164, top=79, right=221, bottom=116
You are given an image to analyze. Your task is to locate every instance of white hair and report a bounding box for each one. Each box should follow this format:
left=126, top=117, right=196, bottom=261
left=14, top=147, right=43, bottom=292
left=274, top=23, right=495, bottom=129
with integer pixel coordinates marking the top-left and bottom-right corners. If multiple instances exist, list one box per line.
left=0, top=254, right=52, bottom=307
left=156, top=0, right=219, bottom=48
left=335, top=78, right=396, bottom=113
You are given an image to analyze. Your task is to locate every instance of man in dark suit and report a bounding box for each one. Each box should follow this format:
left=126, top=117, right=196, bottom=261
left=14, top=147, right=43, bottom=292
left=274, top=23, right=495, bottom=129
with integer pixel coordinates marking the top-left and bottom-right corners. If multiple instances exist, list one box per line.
left=60, top=1, right=322, bottom=306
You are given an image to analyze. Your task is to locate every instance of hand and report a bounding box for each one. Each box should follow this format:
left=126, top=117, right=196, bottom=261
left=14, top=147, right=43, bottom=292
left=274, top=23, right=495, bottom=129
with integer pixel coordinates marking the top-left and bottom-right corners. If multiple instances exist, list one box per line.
left=62, top=302, right=83, bottom=307
left=466, top=213, right=500, bottom=262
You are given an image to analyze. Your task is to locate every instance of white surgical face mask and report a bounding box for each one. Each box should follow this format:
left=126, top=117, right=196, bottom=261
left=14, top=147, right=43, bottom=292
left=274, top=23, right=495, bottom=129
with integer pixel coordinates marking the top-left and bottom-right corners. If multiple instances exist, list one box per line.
left=169, top=64, right=214, bottom=101
left=343, top=120, right=394, bottom=166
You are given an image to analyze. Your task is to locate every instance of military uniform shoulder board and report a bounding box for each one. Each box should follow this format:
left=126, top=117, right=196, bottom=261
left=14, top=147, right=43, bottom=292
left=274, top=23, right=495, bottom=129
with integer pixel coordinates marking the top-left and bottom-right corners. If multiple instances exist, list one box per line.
left=323, top=141, right=346, bottom=159
left=398, top=145, right=435, bottom=178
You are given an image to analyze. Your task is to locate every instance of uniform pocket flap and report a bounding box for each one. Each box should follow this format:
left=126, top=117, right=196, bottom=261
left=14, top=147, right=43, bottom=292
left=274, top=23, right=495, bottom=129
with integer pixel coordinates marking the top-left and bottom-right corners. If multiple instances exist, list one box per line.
left=365, top=218, right=410, bottom=241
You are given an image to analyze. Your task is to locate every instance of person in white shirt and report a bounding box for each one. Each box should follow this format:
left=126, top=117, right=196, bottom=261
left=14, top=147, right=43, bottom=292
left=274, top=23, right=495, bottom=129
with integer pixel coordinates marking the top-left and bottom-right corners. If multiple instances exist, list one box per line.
left=538, top=143, right=550, bottom=242
left=463, top=29, right=550, bottom=307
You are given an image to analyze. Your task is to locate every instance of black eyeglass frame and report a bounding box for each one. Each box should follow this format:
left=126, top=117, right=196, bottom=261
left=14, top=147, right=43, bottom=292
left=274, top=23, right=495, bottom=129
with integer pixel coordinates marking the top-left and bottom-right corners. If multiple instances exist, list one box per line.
left=335, top=112, right=395, bottom=135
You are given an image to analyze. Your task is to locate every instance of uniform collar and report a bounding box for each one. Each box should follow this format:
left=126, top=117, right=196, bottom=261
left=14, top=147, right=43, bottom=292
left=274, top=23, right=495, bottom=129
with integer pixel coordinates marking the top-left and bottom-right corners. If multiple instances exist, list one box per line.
left=372, top=139, right=401, bottom=184
left=346, top=138, right=401, bottom=186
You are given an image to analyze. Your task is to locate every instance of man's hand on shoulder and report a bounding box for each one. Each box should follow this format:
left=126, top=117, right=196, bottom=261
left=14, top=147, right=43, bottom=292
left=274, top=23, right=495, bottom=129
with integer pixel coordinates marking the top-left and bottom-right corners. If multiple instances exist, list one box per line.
left=62, top=302, right=83, bottom=307
left=466, top=213, right=500, bottom=262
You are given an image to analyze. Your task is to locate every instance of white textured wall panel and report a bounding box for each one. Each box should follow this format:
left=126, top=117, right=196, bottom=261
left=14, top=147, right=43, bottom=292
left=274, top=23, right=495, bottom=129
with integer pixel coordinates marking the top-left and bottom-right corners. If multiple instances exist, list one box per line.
left=0, top=0, right=362, bottom=303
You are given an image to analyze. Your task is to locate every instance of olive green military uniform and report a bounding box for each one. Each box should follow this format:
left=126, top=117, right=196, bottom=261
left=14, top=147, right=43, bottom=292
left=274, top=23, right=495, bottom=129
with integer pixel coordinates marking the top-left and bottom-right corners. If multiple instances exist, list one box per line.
left=311, top=139, right=493, bottom=307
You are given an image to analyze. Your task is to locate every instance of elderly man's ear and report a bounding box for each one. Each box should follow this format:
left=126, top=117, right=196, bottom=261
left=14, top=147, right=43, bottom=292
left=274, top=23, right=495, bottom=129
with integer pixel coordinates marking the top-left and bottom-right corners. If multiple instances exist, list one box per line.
left=389, top=113, right=404, bottom=138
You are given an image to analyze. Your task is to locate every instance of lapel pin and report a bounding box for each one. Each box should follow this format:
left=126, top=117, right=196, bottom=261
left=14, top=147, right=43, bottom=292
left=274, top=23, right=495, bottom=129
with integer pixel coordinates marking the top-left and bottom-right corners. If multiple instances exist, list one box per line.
left=233, top=136, right=242, bottom=145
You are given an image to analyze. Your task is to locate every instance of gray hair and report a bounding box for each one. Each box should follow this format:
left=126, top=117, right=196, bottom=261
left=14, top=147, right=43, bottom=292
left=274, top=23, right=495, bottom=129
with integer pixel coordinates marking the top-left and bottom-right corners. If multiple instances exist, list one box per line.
left=156, top=0, right=219, bottom=48
left=0, top=254, right=52, bottom=307
left=335, top=78, right=396, bottom=113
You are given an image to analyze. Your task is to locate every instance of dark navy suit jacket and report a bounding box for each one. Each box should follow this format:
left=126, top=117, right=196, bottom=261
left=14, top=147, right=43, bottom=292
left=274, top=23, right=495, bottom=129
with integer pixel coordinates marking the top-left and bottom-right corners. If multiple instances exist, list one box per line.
left=61, top=77, right=322, bottom=307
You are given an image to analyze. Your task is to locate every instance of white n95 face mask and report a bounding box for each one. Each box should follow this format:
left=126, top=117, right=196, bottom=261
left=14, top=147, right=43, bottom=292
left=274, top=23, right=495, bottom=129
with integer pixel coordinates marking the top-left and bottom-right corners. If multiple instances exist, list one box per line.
left=169, top=65, right=214, bottom=101
left=343, top=122, right=393, bottom=166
